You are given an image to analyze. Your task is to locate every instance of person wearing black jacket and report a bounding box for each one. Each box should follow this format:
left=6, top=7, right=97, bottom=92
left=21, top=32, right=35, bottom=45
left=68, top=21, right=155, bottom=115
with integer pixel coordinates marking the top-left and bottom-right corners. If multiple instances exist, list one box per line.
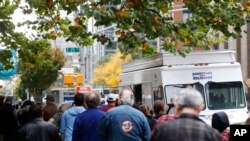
left=17, top=103, right=61, bottom=141
left=0, top=96, right=19, bottom=141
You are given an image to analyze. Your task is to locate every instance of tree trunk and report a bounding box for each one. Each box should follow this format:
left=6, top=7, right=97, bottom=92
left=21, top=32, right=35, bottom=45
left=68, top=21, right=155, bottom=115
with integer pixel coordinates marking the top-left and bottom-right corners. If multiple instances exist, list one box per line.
left=34, top=89, right=43, bottom=103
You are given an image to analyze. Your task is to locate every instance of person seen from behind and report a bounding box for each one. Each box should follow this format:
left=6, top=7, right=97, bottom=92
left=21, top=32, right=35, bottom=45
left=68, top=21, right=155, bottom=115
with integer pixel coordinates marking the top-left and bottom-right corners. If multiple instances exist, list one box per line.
left=60, top=94, right=85, bottom=141
left=166, top=96, right=177, bottom=114
left=151, top=88, right=221, bottom=141
left=153, top=99, right=166, bottom=120
left=100, top=93, right=116, bottom=112
left=140, top=104, right=156, bottom=130
left=0, top=96, right=19, bottom=141
left=0, top=95, right=4, bottom=107
left=72, top=91, right=106, bottom=141
left=17, top=100, right=34, bottom=126
left=17, top=103, right=61, bottom=141
left=49, top=102, right=71, bottom=131
left=212, top=111, right=230, bottom=141
left=97, top=89, right=151, bottom=141
left=99, top=98, right=106, bottom=109
left=0, top=95, right=4, bottom=141
left=152, top=96, right=178, bottom=133
left=43, top=95, right=58, bottom=121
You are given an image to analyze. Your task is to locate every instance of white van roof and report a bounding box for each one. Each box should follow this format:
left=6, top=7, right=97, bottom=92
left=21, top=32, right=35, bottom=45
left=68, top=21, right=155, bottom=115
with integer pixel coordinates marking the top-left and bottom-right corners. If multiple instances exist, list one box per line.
left=122, top=50, right=236, bottom=73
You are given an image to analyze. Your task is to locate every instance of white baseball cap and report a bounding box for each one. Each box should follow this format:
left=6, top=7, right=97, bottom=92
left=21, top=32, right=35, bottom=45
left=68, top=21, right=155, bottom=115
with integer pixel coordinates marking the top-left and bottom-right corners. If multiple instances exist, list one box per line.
left=107, top=93, right=116, bottom=102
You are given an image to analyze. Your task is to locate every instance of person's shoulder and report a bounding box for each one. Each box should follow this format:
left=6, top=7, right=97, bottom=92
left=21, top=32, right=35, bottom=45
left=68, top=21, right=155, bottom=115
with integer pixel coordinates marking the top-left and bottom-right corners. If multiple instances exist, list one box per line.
left=205, top=124, right=220, bottom=134
left=157, top=114, right=176, bottom=123
left=107, top=105, right=132, bottom=113
left=61, top=108, right=70, bottom=116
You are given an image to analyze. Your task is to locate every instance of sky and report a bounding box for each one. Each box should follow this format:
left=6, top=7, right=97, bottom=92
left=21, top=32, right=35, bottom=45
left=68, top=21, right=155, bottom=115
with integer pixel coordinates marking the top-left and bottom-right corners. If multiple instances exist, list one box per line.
left=11, top=5, right=37, bottom=37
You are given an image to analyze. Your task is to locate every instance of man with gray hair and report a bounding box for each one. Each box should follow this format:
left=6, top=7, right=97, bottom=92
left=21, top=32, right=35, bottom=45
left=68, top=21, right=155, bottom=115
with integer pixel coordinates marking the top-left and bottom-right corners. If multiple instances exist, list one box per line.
left=151, top=88, right=221, bottom=141
left=97, top=89, right=151, bottom=141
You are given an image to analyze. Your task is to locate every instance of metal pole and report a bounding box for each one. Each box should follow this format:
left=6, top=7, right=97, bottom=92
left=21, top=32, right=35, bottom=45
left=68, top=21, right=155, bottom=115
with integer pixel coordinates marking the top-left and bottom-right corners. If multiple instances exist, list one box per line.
left=25, top=88, right=29, bottom=100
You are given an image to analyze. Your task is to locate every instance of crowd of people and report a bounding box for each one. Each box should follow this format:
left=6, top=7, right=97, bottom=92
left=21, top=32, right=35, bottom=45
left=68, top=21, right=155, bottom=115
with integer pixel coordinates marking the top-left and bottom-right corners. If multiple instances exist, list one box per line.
left=0, top=88, right=250, bottom=141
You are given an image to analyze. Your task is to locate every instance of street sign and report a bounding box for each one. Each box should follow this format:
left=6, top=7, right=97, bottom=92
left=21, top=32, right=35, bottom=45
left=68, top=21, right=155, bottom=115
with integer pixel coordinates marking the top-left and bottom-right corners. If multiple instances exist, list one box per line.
left=66, top=47, right=80, bottom=53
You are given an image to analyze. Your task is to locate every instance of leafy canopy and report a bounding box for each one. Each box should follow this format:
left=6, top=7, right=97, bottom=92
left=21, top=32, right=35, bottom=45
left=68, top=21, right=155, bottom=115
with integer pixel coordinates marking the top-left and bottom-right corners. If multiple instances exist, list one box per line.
left=1, top=0, right=250, bottom=69
left=18, top=39, right=65, bottom=98
left=21, top=0, right=250, bottom=56
left=0, top=0, right=27, bottom=69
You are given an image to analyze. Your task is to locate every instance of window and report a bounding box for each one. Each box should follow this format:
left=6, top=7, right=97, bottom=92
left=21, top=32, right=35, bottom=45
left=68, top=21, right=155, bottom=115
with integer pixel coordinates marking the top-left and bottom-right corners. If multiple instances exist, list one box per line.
left=164, top=83, right=205, bottom=107
left=183, top=10, right=193, bottom=22
left=153, top=85, right=164, bottom=102
left=205, top=81, right=246, bottom=110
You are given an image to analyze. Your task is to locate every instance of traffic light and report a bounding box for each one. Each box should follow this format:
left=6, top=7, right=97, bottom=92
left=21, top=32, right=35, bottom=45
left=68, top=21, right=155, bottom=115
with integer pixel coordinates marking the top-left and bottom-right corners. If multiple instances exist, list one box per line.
left=63, top=74, right=74, bottom=86
left=76, top=73, right=84, bottom=86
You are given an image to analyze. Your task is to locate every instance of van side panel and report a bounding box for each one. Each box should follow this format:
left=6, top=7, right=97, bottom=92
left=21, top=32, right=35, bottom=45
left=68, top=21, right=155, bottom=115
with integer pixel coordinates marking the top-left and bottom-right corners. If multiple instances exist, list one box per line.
left=120, top=68, right=163, bottom=108
left=162, top=63, right=243, bottom=85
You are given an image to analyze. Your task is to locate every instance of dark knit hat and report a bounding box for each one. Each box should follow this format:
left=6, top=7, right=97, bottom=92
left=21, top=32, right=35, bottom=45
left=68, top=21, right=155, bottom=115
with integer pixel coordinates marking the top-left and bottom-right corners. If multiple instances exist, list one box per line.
left=212, top=112, right=230, bottom=132
left=45, top=95, right=55, bottom=102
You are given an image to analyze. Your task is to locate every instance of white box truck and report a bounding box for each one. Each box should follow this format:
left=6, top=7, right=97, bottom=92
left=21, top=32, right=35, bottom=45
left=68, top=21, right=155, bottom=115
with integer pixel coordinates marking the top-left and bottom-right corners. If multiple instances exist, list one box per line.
left=119, top=50, right=249, bottom=125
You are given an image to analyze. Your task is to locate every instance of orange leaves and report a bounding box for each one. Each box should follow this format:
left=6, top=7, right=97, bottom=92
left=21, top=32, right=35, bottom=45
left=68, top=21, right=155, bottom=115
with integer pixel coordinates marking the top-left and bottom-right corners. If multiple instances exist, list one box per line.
left=150, top=16, right=160, bottom=32
left=154, top=16, right=160, bottom=23
left=55, top=15, right=61, bottom=22
left=141, top=43, right=149, bottom=50
left=126, top=2, right=135, bottom=8
left=46, top=0, right=54, bottom=9
left=99, top=5, right=106, bottom=12
left=74, top=17, right=81, bottom=24
left=49, top=31, right=56, bottom=39
left=242, top=2, right=250, bottom=11
left=115, top=30, right=121, bottom=35
left=99, top=35, right=106, bottom=44
left=115, top=30, right=126, bottom=40
left=120, top=31, right=126, bottom=40
left=117, top=9, right=129, bottom=18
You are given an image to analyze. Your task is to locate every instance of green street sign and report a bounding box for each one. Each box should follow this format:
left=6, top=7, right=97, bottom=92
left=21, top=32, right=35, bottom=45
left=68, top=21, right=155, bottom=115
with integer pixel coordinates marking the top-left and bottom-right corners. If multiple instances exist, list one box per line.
left=66, top=47, right=80, bottom=53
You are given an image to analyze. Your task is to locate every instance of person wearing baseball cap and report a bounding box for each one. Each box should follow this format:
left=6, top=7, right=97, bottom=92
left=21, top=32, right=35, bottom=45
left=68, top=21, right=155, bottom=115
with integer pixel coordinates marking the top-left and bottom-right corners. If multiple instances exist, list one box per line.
left=100, top=93, right=116, bottom=112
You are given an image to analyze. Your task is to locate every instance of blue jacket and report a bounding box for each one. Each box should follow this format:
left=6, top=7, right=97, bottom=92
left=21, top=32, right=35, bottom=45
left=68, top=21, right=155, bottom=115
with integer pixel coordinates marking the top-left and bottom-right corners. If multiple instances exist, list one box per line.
left=72, top=107, right=107, bottom=141
left=60, top=106, right=85, bottom=141
left=97, top=105, right=151, bottom=141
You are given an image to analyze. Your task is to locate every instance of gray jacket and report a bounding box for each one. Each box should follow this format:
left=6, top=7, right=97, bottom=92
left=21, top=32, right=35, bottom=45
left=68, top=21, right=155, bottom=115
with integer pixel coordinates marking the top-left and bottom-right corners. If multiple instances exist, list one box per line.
left=151, top=113, right=221, bottom=141
left=17, top=118, right=61, bottom=141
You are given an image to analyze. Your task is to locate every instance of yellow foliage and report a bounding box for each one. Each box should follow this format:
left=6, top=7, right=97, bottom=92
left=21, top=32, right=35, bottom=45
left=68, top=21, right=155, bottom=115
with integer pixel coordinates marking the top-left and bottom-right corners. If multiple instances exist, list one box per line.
left=126, top=2, right=135, bottom=8
left=92, top=50, right=132, bottom=88
left=142, top=43, right=149, bottom=50
left=151, top=26, right=156, bottom=32
left=99, top=5, right=106, bottom=11
left=117, top=9, right=129, bottom=18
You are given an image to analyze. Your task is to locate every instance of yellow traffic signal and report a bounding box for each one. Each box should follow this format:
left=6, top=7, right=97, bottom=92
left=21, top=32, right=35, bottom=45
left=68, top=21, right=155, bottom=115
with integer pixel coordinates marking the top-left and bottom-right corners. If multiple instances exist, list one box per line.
left=76, top=73, right=84, bottom=86
left=63, top=74, right=74, bottom=85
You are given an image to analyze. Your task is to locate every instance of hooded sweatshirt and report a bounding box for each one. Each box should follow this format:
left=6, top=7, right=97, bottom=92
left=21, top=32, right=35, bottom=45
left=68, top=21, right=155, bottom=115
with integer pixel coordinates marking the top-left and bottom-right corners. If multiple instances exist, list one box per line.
left=212, top=112, right=230, bottom=132
left=60, top=106, right=85, bottom=141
